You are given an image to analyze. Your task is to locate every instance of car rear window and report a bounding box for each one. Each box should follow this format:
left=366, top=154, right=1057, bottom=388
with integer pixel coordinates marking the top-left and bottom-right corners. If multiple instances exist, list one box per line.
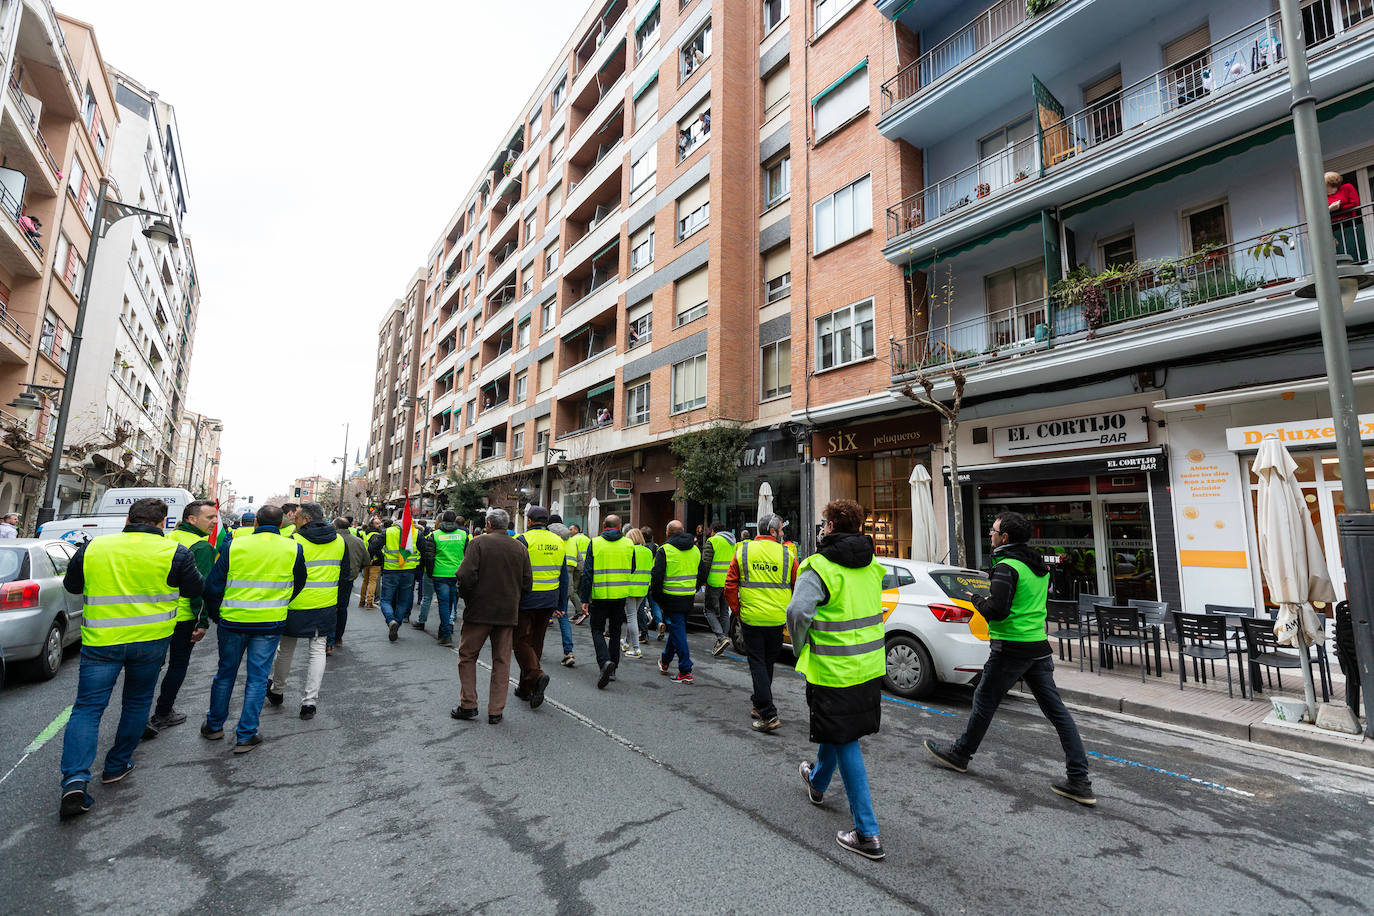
left=0, top=547, right=28, bottom=584
left=931, top=570, right=990, bottom=601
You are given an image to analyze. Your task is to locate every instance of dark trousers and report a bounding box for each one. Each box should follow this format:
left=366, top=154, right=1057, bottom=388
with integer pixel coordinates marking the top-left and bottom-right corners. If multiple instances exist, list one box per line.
left=742, top=622, right=784, bottom=719
left=952, top=651, right=1089, bottom=780
left=588, top=599, right=625, bottom=670
left=514, top=608, right=553, bottom=692
left=154, top=619, right=198, bottom=717
left=331, top=580, right=353, bottom=647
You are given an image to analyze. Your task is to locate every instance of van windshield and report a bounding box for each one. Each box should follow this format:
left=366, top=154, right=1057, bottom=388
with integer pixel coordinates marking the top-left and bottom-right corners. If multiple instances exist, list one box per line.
left=931, top=570, right=990, bottom=601
left=0, top=547, right=27, bottom=584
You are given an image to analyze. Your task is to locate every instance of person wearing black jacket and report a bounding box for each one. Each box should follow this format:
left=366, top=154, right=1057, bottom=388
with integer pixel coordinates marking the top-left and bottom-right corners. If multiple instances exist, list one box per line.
left=652, top=521, right=703, bottom=680
left=924, top=510, right=1094, bottom=807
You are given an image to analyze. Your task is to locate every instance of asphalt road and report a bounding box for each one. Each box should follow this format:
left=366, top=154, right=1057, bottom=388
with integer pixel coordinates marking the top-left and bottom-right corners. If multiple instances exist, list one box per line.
left=2, top=597, right=1373, bottom=915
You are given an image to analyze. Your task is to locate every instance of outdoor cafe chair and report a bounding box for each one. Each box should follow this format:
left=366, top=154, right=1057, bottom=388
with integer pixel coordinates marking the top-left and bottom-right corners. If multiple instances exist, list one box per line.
left=1095, top=604, right=1152, bottom=682
left=1129, top=599, right=1174, bottom=672
left=1174, top=612, right=1242, bottom=699
left=1076, top=592, right=1112, bottom=636
left=1241, top=618, right=1331, bottom=703
left=1047, top=599, right=1092, bottom=672
left=1203, top=604, right=1255, bottom=684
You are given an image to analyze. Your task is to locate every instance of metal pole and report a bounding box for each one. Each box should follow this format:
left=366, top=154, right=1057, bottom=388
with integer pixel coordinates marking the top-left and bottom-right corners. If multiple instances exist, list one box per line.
left=539, top=438, right=551, bottom=508
left=37, top=179, right=109, bottom=527
left=1280, top=0, right=1373, bottom=727
left=337, top=423, right=349, bottom=516
left=185, top=420, right=201, bottom=491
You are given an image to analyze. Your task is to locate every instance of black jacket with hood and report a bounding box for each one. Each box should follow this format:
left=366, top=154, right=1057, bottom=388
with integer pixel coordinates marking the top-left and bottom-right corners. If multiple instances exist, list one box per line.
left=419, top=518, right=465, bottom=574
left=650, top=530, right=703, bottom=615
left=284, top=521, right=354, bottom=638
left=970, top=542, right=1052, bottom=659
left=579, top=527, right=636, bottom=605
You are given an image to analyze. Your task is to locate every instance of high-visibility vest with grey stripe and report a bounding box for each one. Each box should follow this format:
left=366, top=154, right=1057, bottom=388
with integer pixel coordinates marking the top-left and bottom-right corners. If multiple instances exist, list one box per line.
left=628, top=543, right=653, bottom=598
left=289, top=532, right=346, bottom=611
left=706, top=533, right=733, bottom=587
left=383, top=525, right=418, bottom=571
left=794, top=553, right=886, bottom=688
left=590, top=534, right=636, bottom=599
left=521, top=528, right=564, bottom=593
left=79, top=531, right=181, bottom=646
left=735, top=538, right=793, bottom=627
left=221, top=531, right=300, bottom=625
left=431, top=528, right=468, bottom=577
left=660, top=543, right=700, bottom=597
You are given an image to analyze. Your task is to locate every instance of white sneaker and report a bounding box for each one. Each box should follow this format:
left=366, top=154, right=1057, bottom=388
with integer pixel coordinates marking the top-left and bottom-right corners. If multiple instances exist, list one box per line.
left=624, top=647, right=642, bottom=658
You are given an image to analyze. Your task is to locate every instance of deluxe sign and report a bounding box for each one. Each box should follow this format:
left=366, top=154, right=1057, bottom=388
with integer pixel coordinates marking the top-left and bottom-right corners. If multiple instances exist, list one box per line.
left=1224, top=414, right=1374, bottom=451
left=993, top=409, right=1149, bottom=457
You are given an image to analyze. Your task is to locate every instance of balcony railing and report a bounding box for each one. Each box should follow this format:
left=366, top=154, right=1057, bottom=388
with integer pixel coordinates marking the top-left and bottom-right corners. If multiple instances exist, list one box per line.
left=7, top=76, right=62, bottom=178
left=886, top=10, right=1374, bottom=241
left=891, top=219, right=1343, bottom=378
left=881, top=0, right=1034, bottom=114
left=0, top=306, right=31, bottom=343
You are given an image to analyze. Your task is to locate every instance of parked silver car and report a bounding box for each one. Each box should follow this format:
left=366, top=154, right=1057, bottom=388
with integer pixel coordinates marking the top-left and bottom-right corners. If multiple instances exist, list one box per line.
left=0, top=539, right=83, bottom=681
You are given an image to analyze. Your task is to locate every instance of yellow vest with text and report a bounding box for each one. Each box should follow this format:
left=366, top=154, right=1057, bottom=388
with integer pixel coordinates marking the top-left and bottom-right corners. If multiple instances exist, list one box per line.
left=522, top=528, right=565, bottom=592
left=233, top=525, right=255, bottom=538
left=706, top=533, right=733, bottom=587
left=289, top=533, right=345, bottom=611
left=221, top=531, right=300, bottom=625
left=735, top=538, right=793, bottom=626
left=661, top=543, right=701, bottom=597
left=80, top=532, right=180, bottom=646
left=795, top=553, right=886, bottom=687
left=167, top=527, right=207, bottom=622
left=383, top=525, right=418, bottom=571
left=431, top=529, right=469, bottom=578
left=589, top=534, right=635, bottom=599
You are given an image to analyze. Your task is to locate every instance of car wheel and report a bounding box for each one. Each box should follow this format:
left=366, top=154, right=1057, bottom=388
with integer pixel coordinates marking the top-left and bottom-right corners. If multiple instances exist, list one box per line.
left=27, top=619, right=65, bottom=680
left=884, top=634, right=935, bottom=699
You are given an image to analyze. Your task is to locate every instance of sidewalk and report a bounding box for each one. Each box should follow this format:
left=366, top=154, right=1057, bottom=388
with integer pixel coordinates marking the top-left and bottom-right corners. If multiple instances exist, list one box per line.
left=1010, top=647, right=1374, bottom=766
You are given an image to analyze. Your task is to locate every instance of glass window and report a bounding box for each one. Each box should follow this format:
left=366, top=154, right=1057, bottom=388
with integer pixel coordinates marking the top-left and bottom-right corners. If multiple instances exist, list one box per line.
left=680, top=22, right=712, bottom=82
left=631, top=151, right=656, bottom=196
left=630, top=227, right=654, bottom=273
left=551, top=76, right=567, bottom=111
left=628, top=303, right=652, bottom=348
left=764, top=0, right=788, bottom=32
left=512, top=428, right=525, bottom=458
left=761, top=339, right=791, bottom=399
left=544, top=239, right=560, bottom=275
left=815, top=298, right=874, bottom=370
left=524, top=212, right=538, bottom=244
left=671, top=353, right=707, bottom=413
left=541, top=298, right=556, bottom=335
left=529, top=107, right=542, bottom=141
left=636, top=4, right=661, bottom=59
left=1186, top=202, right=1229, bottom=253
left=517, top=319, right=530, bottom=349
left=813, top=175, right=871, bottom=253
left=674, top=265, right=708, bottom=326
left=765, top=155, right=790, bottom=206
left=763, top=245, right=791, bottom=303
left=634, top=78, right=659, bottom=130
left=1100, top=232, right=1136, bottom=269
left=677, top=99, right=711, bottom=162
left=676, top=179, right=710, bottom=240
left=626, top=380, right=651, bottom=426
left=813, top=61, right=868, bottom=137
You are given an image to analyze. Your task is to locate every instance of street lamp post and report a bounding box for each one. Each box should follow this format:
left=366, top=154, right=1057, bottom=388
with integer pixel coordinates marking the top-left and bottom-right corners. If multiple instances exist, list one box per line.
left=33, top=177, right=178, bottom=527
left=184, top=418, right=222, bottom=495
left=330, top=423, right=350, bottom=517
left=539, top=441, right=568, bottom=508
left=1280, top=0, right=1374, bottom=733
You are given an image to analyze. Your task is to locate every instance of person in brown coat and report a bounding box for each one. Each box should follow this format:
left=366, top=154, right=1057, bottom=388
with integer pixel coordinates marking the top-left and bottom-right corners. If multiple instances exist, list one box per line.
left=451, top=508, right=532, bottom=724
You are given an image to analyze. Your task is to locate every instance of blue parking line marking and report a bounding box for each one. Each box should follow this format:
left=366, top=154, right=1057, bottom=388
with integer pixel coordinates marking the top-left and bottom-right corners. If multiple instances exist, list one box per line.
left=1087, top=750, right=1255, bottom=797
left=726, top=651, right=959, bottom=718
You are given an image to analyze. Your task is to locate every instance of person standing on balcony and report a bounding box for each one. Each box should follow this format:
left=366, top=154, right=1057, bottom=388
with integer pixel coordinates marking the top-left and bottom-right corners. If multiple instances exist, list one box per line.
left=923, top=510, right=1095, bottom=807
left=700, top=522, right=736, bottom=656
left=1327, top=171, right=1367, bottom=263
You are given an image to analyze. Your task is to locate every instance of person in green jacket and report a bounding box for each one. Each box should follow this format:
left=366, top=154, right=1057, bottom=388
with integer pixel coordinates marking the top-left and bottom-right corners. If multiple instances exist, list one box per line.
left=147, top=500, right=220, bottom=732
left=924, top=510, right=1095, bottom=807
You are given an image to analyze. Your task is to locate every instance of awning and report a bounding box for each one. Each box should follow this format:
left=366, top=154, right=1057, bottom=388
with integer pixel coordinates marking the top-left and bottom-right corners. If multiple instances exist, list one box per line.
left=587, top=379, right=616, bottom=398
left=633, top=74, right=657, bottom=101
left=636, top=1, right=659, bottom=32
left=590, top=236, right=620, bottom=262
left=903, top=212, right=1040, bottom=272
left=812, top=58, right=868, bottom=107
left=599, top=40, right=627, bottom=74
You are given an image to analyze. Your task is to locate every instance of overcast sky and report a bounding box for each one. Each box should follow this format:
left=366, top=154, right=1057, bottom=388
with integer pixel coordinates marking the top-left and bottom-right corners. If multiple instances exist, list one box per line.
left=58, top=0, right=587, bottom=506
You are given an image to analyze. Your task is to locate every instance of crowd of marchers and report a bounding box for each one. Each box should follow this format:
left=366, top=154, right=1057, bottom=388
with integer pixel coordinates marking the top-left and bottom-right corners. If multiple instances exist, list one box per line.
left=54, top=493, right=1097, bottom=862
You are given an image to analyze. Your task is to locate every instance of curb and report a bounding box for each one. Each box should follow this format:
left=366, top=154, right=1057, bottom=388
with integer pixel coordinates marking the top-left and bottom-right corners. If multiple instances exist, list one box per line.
left=1010, top=684, right=1373, bottom=766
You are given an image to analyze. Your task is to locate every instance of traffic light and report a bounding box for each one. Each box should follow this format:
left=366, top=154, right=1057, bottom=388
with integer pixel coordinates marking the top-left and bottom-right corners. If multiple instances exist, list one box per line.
left=294, top=487, right=302, bottom=497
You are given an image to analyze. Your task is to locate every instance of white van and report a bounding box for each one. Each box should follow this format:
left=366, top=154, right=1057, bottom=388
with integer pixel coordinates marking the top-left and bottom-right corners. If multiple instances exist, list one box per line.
left=36, top=487, right=197, bottom=546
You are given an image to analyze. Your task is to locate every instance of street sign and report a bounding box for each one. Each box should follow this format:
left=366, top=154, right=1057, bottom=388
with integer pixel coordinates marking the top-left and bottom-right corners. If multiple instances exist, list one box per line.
left=610, top=479, right=633, bottom=491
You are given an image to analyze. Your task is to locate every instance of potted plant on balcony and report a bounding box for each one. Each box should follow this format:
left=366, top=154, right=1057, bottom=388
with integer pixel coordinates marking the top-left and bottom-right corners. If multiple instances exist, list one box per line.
left=1249, top=229, right=1296, bottom=288
left=975, top=182, right=992, bottom=199
left=1053, top=267, right=1109, bottom=337
left=1026, top=0, right=1056, bottom=15
left=1013, top=168, right=1030, bottom=183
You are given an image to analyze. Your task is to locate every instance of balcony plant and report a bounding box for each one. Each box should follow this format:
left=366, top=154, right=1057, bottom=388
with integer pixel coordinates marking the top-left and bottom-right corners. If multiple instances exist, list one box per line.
left=1249, top=229, right=1296, bottom=286
left=1013, top=168, right=1030, bottom=183
left=975, top=182, right=992, bottom=199
left=1026, top=0, right=1056, bottom=15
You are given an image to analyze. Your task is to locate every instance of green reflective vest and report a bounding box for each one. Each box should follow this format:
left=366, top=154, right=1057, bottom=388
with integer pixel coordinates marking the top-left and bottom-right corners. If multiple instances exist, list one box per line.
left=661, top=543, right=701, bottom=597
left=280, top=524, right=296, bottom=538
left=167, top=527, right=207, bottom=622
left=795, top=554, right=886, bottom=688
left=565, top=532, right=591, bottom=570
left=80, top=531, right=180, bottom=646
left=629, top=544, right=653, bottom=598
left=986, top=556, right=1050, bottom=642
left=706, top=533, right=733, bottom=587
left=522, top=528, right=565, bottom=592
left=383, top=525, right=418, bottom=571
left=221, top=531, right=300, bottom=625
left=431, top=529, right=469, bottom=577
left=736, top=538, right=793, bottom=626
left=590, top=534, right=635, bottom=599
left=289, top=533, right=345, bottom=611
left=233, top=525, right=255, bottom=538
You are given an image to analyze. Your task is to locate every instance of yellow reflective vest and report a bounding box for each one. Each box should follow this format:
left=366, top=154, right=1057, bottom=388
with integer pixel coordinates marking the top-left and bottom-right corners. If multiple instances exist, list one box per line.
left=221, top=531, right=300, bottom=625
left=794, top=554, right=886, bottom=688
left=289, top=533, right=346, bottom=611
left=735, top=538, right=793, bottom=626
left=79, top=531, right=181, bottom=646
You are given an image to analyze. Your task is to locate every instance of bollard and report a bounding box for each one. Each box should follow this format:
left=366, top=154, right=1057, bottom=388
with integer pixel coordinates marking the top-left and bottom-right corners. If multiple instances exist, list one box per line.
left=1337, top=513, right=1374, bottom=738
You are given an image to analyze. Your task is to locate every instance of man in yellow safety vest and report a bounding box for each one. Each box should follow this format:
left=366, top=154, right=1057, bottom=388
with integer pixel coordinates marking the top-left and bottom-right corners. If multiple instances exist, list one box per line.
left=725, top=512, right=798, bottom=733
left=59, top=497, right=204, bottom=819
left=578, top=514, right=637, bottom=689
left=699, top=521, right=737, bottom=657
left=652, top=520, right=703, bottom=685
left=512, top=505, right=568, bottom=709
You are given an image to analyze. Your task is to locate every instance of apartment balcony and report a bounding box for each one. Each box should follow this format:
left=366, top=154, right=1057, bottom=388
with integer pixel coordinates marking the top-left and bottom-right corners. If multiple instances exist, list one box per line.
left=883, top=11, right=1374, bottom=263
left=561, top=238, right=621, bottom=329
left=568, top=74, right=626, bottom=178
left=555, top=376, right=618, bottom=442
left=0, top=305, right=33, bottom=364
left=0, top=179, right=43, bottom=278
left=2, top=73, right=62, bottom=194
left=14, top=2, right=82, bottom=117
left=570, top=0, right=628, bottom=103
left=565, top=170, right=623, bottom=260
left=889, top=218, right=1369, bottom=398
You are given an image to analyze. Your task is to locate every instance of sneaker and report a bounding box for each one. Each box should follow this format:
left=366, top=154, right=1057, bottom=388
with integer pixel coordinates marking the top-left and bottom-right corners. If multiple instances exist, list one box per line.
left=325, top=645, right=334, bottom=656
left=657, top=623, right=666, bottom=640
left=1051, top=778, right=1097, bottom=807
left=437, top=636, right=453, bottom=647
left=488, top=713, right=503, bottom=725
left=142, top=722, right=159, bottom=740
left=150, top=710, right=187, bottom=729
left=752, top=715, right=781, bottom=733
left=388, top=621, right=400, bottom=642
left=450, top=707, right=479, bottom=721
left=562, top=653, right=576, bottom=668
left=530, top=673, right=550, bottom=710
left=640, top=633, right=649, bottom=644
left=411, top=622, right=426, bottom=630
left=232, top=735, right=263, bottom=755
left=799, top=761, right=824, bottom=805
left=299, top=705, right=316, bottom=721
left=597, top=661, right=615, bottom=689
left=750, top=708, right=760, bottom=720
left=836, top=829, right=885, bottom=861
left=266, top=685, right=284, bottom=707
left=200, top=723, right=224, bottom=741
left=711, top=637, right=728, bottom=657
left=60, top=783, right=92, bottom=819
left=672, top=671, right=694, bottom=685
left=658, top=658, right=671, bottom=676
left=923, top=739, right=969, bottom=774
left=620, top=640, right=630, bottom=652
left=624, top=647, right=642, bottom=659
left=100, top=762, right=135, bottom=784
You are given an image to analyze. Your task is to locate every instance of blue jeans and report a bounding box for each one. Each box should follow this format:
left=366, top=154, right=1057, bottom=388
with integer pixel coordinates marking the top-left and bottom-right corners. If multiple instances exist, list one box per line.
left=206, top=627, right=281, bottom=743
left=60, top=638, right=169, bottom=787
left=810, top=740, right=880, bottom=838
left=378, top=570, right=415, bottom=626
left=428, top=577, right=457, bottom=638
left=557, top=612, right=574, bottom=655
left=415, top=570, right=433, bottom=621
left=660, top=611, right=692, bottom=673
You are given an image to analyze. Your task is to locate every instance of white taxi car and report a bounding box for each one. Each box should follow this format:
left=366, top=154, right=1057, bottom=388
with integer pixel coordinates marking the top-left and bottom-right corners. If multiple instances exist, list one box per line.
left=876, top=558, right=992, bottom=699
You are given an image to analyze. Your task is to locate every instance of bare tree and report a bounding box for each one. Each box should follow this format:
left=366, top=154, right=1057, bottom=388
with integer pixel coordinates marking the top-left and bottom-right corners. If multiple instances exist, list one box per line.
left=560, top=437, right=613, bottom=507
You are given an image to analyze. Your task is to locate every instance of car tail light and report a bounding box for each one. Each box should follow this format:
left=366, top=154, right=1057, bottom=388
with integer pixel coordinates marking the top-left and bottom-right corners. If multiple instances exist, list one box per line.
left=929, top=603, right=974, bottom=623
left=0, top=580, right=40, bottom=610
